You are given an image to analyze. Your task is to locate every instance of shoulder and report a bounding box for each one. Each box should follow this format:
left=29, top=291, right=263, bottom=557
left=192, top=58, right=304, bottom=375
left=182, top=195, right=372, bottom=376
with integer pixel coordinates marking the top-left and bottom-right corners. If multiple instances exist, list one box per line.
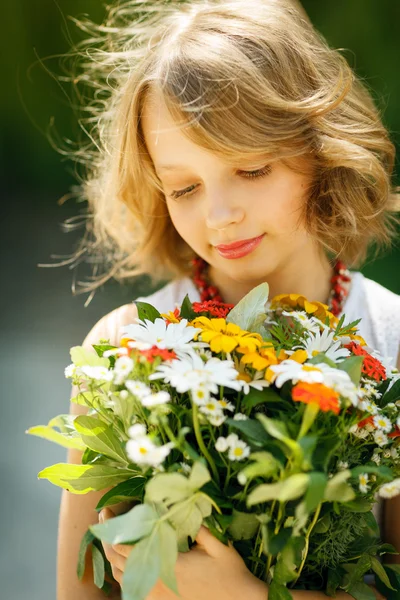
left=83, top=303, right=138, bottom=348
left=359, top=272, right=400, bottom=313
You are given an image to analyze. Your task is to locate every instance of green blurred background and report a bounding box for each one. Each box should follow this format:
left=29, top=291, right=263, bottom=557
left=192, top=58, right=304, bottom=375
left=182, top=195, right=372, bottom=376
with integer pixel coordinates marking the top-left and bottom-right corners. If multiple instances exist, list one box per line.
left=2, top=1, right=399, bottom=599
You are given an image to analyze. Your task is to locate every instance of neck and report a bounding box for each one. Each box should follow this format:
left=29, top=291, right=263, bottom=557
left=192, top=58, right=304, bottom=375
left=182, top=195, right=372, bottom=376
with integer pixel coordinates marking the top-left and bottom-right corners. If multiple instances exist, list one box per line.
left=206, top=248, right=334, bottom=306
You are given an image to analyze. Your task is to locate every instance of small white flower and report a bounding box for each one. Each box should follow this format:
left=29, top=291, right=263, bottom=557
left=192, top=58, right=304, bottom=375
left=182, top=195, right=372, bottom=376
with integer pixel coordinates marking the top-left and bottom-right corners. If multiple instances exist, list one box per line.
left=228, top=439, right=251, bottom=461
left=379, top=478, right=400, bottom=499
left=337, top=460, right=349, bottom=470
left=80, top=365, right=113, bottom=381
left=125, top=380, right=152, bottom=398
left=179, top=462, right=191, bottom=475
left=374, top=430, right=389, bottom=447
left=349, top=424, right=359, bottom=434
left=384, top=450, right=391, bottom=459
left=373, top=414, right=392, bottom=433
left=103, top=347, right=128, bottom=357
left=64, top=363, right=77, bottom=378
left=218, top=398, right=235, bottom=412
left=215, top=437, right=229, bottom=452
left=359, top=473, right=369, bottom=494
left=226, top=433, right=239, bottom=446
left=141, top=391, right=170, bottom=407
left=282, top=310, right=322, bottom=333
left=113, top=356, right=134, bottom=384
left=128, top=423, right=147, bottom=439
left=208, top=413, right=227, bottom=426
left=238, top=370, right=271, bottom=395
left=371, top=452, right=381, bottom=465
left=298, top=327, right=351, bottom=362
left=359, top=400, right=379, bottom=415
left=191, top=385, right=210, bottom=406
left=200, top=398, right=224, bottom=416
left=354, top=428, right=369, bottom=439
left=391, top=447, right=399, bottom=459
left=120, top=390, right=129, bottom=400
left=126, top=436, right=172, bottom=467
left=233, top=413, right=248, bottom=421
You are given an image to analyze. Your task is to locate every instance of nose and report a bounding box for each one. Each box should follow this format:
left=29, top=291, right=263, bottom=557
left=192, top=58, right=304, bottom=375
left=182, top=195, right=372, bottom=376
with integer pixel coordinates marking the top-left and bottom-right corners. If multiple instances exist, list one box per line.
left=205, top=198, right=245, bottom=231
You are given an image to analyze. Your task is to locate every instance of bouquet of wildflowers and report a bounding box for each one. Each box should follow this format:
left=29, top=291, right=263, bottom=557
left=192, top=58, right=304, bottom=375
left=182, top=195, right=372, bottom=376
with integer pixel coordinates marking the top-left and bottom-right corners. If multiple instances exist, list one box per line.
left=28, top=284, right=400, bottom=600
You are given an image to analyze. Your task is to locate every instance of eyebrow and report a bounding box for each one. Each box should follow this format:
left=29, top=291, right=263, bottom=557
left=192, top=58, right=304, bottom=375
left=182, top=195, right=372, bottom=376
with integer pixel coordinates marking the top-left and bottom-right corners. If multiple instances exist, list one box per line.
left=156, top=164, right=189, bottom=172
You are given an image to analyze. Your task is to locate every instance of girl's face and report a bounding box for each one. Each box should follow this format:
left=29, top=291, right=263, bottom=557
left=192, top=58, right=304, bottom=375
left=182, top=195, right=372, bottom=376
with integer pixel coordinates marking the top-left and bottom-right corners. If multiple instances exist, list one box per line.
left=142, top=92, right=319, bottom=289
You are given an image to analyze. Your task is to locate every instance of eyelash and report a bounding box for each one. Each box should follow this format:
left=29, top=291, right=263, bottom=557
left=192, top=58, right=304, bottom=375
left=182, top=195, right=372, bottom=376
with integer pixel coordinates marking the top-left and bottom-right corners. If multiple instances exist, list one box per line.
left=168, top=164, right=272, bottom=200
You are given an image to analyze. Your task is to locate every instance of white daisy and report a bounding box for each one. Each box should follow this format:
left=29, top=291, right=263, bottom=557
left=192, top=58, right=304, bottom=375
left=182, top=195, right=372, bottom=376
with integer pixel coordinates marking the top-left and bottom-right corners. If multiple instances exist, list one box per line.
left=238, top=370, right=271, bottom=395
left=65, top=363, right=79, bottom=378
left=267, top=360, right=325, bottom=388
left=371, top=452, right=381, bottom=465
left=228, top=439, right=251, bottom=461
left=373, top=414, right=392, bottom=433
left=125, top=380, right=152, bottom=398
left=113, top=356, right=134, bottom=384
left=128, top=423, right=147, bottom=439
left=358, top=399, right=379, bottom=415
left=374, top=430, right=389, bottom=447
left=215, top=437, right=229, bottom=452
left=379, top=479, right=400, bottom=499
left=80, top=365, right=113, bottom=382
left=103, top=347, right=128, bottom=357
left=208, top=413, right=227, bottom=426
left=120, top=318, right=207, bottom=359
left=200, top=398, right=224, bottom=416
left=141, top=391, right=171, bottom=407
left=149, top=353, right=242, bottom=394
left=282, top=310, right=322, bottom=333
left=233, top=413, right=248, bottom=421
left=359, top=473, right=369, bottom=494
left=218, top=398, right=235, bottom=412
left=297, top=327, right=350, bottom=362
left=191, top=385, right=210, bottom=406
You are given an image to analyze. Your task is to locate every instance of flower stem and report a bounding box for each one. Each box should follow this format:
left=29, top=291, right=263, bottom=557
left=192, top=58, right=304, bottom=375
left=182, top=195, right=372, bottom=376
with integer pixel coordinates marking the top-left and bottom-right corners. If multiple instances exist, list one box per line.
left=192, top=403, right=220, bottom=484
left=290, top=502, right=322, bottom=588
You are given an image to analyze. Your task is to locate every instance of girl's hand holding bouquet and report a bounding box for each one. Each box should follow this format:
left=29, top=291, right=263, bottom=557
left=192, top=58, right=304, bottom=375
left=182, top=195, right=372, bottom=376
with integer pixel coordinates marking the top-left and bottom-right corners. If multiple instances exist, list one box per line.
left=28, top=284, right=400, bottom=600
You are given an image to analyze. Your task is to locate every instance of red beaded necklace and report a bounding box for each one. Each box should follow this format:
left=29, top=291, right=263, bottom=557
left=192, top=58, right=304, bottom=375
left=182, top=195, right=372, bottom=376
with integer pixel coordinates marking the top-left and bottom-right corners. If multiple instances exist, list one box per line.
left=190, top=256, right=351, bottom=317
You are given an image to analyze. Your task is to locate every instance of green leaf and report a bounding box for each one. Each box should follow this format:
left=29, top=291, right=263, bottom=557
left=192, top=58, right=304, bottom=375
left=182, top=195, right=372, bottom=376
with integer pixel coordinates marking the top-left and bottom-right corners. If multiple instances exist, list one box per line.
left=74, top=416, right=129, bottom=465
left=70, top=346, right=110, bottom=368
left=91, top=544, right=105, bottom=589
left=70, top=390, right=98, bottom=407
left=227, top=510, right=260, bottom=541
left=226, top=417, right=268, bottom=446
left=179, top=294, right=197, bottom=320
left=375, top=565, right=400, bottom=600
left=225, top=282, right=269, bottom=331
left=342, top=555, right=372, bottom=591
left=96, top=478, right=146, bottom=511
left=241, top=386, right=284, bottom=411
left=122, top=530, right=162, bottom=600
left=342, top=498, right=373, bottom=512
left=268, top=580, right=293, bottom=600
left=370, top=556, right=396, bottom=591
left=304, top=472, right=327, bottom=513
left=188, top=461, right=211, bottom=490
left=26, top=424, right=86, bottom=451
left=257, top=414, right=301, bottom=457
left=38, top=463, right=135, bottom=493
left=345, top=581, right=376, bottom=600
left=159, top=520, right=179, bottom=595
left=268, top=527, right=293, bottom=556
left=324, top=470, right=355, bottom=502
left=135, top=301, right=161, bottom=323
left=168, top=498, right=203, bottom=546
left=274, top=538, right=298, bottom=585
left=247, top=474, right=309, bottom=506
left=92, top=343, right=116, bottom=357
left=145, top=473, right=192, bottom=504
left=338, top=355, right=364, bottom=386
left=90, top=503, right=157, bottom=544
left=381, top=378, right=400, bottom=406
left=77, top=530, right=95, bottom=580
left=351, top=465, right=392, bottom=481
left=239, top=451, right=279, bottom=481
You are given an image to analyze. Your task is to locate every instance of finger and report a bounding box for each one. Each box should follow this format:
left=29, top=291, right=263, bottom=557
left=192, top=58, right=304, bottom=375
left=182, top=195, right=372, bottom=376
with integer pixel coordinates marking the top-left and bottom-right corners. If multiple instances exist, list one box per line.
left=111, top=565, right=123, bottom=586
left=102, top=541, right=127, bottom=572
left=194, top=525, right=225, bottom=557
left=99, top=507, right=116, bottom=522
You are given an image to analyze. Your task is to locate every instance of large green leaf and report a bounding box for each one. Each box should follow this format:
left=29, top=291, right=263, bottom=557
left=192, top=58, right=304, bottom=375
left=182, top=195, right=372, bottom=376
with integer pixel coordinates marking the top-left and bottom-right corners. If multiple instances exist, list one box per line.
left=26, top=424, right=86, bottom=451
left=135, top=301, right=161, bottom=323
left=38, top=463, right=135, bottom=493
left=225, top=282, right=269, bottom=331
left=241, top=387, right=284, bottom=412
left=345, top=581, right=376, bottom=600
left=74, top=416, right=129, bottom=465
left=188, top=461, right=211, bottom=490
left=96, top=478, right=146, bottom=511
left=239, top=451, right=279, bottom=481
left=90, top=503, right=158, bottom=544
left=257, top=414, right=301, bottom=458
left=226, top=417, right=268, bottom=446
left=324, top=470, right=355, bottom=502
left=370, top=556, right=396, bottom=591
left=159, top=520, right=179, bottom=594
left=77, top=530, right=95, bottom=579
left=380, top=378, right=400, bottom=407
left=145, top=462, right=210, bottom=505
left=70, top=346, right=109, bottom=368
left=268, top=580, right=293, bottom=599
left=91, top=544, right=105, bottom=589
left=247, top=474, right=309, bottom=506
left=338, top=356, right=364, bottom=386
left=122, top=530, right=162, bottom=600
left=227, top=509, right=260, bottom=541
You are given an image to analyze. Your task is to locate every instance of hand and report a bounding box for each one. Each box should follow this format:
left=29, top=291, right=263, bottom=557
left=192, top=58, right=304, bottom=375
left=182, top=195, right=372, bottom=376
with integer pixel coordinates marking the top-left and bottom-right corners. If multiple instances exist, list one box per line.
left=99, top=508, right=268, bottom=600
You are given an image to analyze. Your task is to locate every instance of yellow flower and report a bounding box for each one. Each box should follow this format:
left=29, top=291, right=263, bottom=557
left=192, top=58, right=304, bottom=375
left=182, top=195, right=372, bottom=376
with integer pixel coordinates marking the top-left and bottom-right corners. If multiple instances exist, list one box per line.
left=240, top=346, right=279, bottom=371
left=290, top=349, right=308, bottom=364
left=270, top=293, right=337, bottom=326
left=160, top=311, right=181, bottom=324
left=190, top=317, right=263, bottom=354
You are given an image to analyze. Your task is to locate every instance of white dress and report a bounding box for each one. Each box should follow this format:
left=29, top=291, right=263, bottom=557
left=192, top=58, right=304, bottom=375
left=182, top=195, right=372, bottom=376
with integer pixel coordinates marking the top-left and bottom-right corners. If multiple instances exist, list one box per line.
left=133, top=271, right=400, bottom=533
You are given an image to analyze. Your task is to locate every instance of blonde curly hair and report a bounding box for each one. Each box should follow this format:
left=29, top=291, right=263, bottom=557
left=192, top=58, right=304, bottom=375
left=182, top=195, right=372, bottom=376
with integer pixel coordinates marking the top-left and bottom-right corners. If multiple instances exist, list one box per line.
left=55, top=0, right=399, bottom=299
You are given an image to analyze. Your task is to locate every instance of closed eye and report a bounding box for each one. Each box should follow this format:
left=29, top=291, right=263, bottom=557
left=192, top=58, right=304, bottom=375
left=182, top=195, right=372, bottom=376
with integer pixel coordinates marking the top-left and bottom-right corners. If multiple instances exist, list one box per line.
left=168, top=164, right=272, bottom=200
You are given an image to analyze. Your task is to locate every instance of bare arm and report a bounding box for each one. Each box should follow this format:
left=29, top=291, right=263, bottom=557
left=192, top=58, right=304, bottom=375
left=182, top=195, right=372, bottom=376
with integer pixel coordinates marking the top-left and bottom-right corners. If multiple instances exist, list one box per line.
left=57, top=303, right=138, bottom=600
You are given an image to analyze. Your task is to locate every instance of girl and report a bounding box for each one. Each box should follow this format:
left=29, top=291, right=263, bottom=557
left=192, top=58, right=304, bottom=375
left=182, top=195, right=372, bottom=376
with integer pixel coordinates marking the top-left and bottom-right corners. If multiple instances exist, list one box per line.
left=57, top=0, right=400, bottom=598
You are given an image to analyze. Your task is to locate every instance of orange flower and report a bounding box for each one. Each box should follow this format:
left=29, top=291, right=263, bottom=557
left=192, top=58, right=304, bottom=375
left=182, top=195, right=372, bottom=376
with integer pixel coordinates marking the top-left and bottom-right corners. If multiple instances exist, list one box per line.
left=292, top=382, right=340, bottom=415
left=160, top=308, right=181, bottom=324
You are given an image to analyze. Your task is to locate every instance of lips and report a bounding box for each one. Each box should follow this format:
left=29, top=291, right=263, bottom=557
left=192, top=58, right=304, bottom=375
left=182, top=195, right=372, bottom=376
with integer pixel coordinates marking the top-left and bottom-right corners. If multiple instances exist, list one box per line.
left=215, top=234, right=265, bottom=251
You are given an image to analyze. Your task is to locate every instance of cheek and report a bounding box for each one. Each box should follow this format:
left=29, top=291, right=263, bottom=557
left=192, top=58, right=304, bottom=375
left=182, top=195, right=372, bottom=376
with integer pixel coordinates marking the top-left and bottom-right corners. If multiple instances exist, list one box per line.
left=261, top=178, right=308, bottom=233
left=166, top=201, right=203, bottom=243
